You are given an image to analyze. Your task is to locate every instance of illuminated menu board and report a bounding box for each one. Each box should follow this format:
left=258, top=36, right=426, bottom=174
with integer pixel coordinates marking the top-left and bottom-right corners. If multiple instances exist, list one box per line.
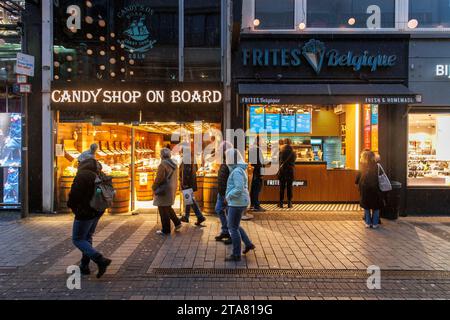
left=296, top=113, right=312, bottom=133
left=249, top=106, right=265, bottom=133
left=281, top=114, right=296, bottom=133
left=265, top=109, right=280, bottom=132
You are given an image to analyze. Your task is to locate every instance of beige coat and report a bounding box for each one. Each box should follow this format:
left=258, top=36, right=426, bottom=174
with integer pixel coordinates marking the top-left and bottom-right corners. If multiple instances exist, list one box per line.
left=152, top=159, right=178, bottom=207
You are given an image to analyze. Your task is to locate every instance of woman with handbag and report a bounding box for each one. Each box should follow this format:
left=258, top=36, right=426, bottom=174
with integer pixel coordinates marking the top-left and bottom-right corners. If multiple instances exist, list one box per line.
left=152, top=148, right=182, bottom=235
left=355, top=150, right=385, bottom=229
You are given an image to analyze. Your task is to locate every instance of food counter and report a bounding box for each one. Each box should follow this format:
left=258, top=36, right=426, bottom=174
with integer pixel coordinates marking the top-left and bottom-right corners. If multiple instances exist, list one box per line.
left=256, top=162, right=360, bottom=203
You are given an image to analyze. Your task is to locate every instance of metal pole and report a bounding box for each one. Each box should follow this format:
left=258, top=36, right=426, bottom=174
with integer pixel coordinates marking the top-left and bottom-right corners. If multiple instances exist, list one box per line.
left=21, top=93, right=29, bottom=218
left=130, top=127, right=136, bottom=212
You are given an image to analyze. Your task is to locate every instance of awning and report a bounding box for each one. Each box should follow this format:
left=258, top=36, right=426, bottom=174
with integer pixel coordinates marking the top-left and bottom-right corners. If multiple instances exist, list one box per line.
left=239, top=83, right=422, bottom=105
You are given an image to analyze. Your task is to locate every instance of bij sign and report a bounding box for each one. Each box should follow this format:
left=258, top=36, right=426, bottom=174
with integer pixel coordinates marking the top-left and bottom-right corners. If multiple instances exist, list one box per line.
left=51, top=89, right=223, bottom=104
left=436, top=64, right=450, bottom=79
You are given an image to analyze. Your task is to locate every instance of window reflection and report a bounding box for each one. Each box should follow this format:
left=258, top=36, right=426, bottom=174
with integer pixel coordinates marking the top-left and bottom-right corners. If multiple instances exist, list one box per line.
left=254, top=0, right=295, bottom=30
left=409, top=0, right=450, bottom=28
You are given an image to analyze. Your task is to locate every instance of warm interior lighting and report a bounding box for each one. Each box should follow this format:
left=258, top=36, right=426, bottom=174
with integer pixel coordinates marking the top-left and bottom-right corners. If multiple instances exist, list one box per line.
left=355, top=104, right=360, bottom=170
left=408, top=19, right=419, bottom=29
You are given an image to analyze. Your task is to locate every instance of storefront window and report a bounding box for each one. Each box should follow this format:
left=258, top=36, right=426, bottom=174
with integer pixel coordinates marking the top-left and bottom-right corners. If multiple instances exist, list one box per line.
left=408, top=113, right=450, bottom=187
left=53, top=0, right=179, bottom=82
left=409, top=0, right=450, bottom=28
left=307, top=0, right=395, bottom=29
left=254, top=0, right=295, bottom=30
left=184, top=0, right=221, bottom=82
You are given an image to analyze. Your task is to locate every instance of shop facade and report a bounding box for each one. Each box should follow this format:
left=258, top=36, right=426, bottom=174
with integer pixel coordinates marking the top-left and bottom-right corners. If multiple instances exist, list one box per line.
left=406, top=38, right=450, bottom=214
left=231, top=33, right=420, bottom=206
left=36, top=0, right=229, bottom=213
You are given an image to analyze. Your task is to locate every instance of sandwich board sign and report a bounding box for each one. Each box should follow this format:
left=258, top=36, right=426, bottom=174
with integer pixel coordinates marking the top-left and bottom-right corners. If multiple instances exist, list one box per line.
left=15, top=53, right=35, bottom=77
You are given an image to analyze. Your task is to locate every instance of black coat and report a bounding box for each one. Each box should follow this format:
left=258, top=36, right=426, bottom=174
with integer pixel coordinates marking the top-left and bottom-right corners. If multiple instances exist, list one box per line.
left=180, top=162, right=198, bottom=191
left=355, top=167, right=385, bottom=210
left=67, top=159, right=103, bottom=220
left=278, top=145, right=296, bottom=180
left=217, top=164, right=230, bottom=196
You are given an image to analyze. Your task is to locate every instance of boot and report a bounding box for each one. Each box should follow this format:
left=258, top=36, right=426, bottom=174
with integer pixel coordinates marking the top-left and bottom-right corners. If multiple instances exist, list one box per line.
left=93, top=254, right=112, bottom=279
left=288, top=201, right=293, bottom=208
left=278, top=202, right=283, bottom=208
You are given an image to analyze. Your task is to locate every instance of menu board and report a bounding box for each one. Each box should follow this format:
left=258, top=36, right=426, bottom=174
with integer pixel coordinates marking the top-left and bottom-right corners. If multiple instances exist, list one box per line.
left=249, top=106, right=265, bottom=133
left=265, top=111, right=280, bottom=132
left=296, top=113, right=312, bottom=133
left=281, top=114, right=296, bottom=133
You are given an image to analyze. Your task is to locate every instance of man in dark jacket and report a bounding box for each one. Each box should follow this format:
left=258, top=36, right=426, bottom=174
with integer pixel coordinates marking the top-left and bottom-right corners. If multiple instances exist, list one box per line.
left=278, top=139, right=297, bottom=208
left=179, top=148, right=206, bottom=226
left=67, top=158, right=111, bottom=278
left=214, top=141, right=233, bottom=244
left=249, top=136, right=266, bottom=212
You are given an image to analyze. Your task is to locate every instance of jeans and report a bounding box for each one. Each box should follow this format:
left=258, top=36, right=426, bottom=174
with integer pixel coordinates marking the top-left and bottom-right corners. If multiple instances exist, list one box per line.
left=250, top=176, right=262, bottom=208
left=184, top=199, right=204, bottom=221
left=227, top=206, right=253, bottom=257
left=280, top=178, right=293, bottom=202
left=72, top=217, right=101, bottom=265
left=364, top=209, right=380, bottom=226
left=158, top=206, right=181, bottom=234
left=215, top=193, right=228, bottom=235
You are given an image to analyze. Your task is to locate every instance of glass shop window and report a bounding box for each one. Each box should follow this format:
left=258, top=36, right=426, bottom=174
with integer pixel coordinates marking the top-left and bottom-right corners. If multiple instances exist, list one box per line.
left=307, top=0, right=395, bottom=29
left=409, top=0, right=450, bottom=28
left=408, top=113, right=450, bottom=187
left=254, top=0, right=295, bottom=30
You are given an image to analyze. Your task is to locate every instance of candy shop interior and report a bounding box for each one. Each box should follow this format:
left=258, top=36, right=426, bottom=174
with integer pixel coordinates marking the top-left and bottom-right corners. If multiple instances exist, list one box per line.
left=56, top=121, right=222, bottom=214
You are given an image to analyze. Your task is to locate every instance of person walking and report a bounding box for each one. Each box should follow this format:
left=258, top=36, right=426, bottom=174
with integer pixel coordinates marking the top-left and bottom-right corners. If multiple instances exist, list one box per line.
left=179, top=146, right=206, bottom=226
left=249, top=135, right=266, bottom=212
left=67, top=158, right=111, bottom=278
left=278, top=139, right=297, bottom=208
left=224, top=148, right=255, bottom=262
left=356, top=150, right=384, bottom=229
left=214, top=141, right=233, bottom=244
left=152, top=148, right=182, bottom=235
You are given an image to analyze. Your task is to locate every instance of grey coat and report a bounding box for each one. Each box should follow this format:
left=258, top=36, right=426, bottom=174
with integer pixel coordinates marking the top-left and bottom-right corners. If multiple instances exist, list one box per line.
left=152, top=159, right=178, bottom=207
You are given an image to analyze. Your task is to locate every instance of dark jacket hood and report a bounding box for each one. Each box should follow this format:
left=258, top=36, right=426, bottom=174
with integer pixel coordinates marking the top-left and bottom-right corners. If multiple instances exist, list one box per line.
left=162, top=158, right=177, bottom=169
left=78, top=158, right=98, bottom=173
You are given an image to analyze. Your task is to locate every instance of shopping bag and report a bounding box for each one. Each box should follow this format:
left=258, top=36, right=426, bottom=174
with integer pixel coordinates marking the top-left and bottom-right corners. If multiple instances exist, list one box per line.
left=182, top=188, right=194, bottom=205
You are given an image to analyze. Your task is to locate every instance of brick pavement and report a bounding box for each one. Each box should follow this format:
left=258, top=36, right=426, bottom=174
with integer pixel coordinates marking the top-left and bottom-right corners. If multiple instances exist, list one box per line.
left=0, top=210, right=449, bottom=300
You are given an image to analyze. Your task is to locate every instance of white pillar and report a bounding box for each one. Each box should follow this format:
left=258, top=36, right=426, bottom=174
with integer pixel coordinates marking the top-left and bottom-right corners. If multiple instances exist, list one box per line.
left=222, top=0, right=232, bottom=131
left=42, top=0, right=54, bottom=213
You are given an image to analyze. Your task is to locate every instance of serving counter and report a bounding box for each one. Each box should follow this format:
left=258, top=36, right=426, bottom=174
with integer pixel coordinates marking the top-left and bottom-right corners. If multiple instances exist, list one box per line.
left=257, top=162, right=360, bottom=203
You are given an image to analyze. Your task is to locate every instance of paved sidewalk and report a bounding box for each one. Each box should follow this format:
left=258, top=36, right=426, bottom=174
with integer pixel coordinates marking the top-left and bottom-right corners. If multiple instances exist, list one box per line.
left=0, top=210, right=449, bottom=300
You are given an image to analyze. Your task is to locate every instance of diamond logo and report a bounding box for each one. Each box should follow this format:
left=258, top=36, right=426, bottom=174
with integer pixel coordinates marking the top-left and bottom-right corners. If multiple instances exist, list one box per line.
left=302, top=39, right=326, bottom=74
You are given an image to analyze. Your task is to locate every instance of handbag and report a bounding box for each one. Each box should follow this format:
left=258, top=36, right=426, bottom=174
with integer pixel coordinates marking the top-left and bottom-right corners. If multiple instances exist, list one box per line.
left=377, top=164, right=392, bottom=192
left=154, top=168, right=175, bottom=196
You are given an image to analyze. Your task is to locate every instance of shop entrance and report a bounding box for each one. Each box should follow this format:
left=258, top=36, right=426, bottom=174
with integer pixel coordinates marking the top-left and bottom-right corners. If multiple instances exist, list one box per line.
left=246, top=103, right=379, bottom=204
left=56, top=121, right=221, bottom=214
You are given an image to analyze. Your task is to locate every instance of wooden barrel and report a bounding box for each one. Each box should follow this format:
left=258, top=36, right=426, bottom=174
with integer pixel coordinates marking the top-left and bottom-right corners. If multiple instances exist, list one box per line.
left=135, top=170, right=155, bottom=201
left=194, top=175, right=204, bottom=207
left=59, top=176, right=75, bottom=213
left=110, top=176, right=130, bottom=214
left=203, top=175, right=218, bottom=214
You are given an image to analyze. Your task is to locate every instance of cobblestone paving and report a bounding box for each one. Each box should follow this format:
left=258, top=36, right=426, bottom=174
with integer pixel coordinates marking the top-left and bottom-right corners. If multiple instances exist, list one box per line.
left=0, top=211, right=449, bottom=300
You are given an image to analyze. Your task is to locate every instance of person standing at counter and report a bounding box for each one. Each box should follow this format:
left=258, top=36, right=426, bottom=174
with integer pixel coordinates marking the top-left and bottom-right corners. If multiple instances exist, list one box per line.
left=152, top=148, right=182, bottom=235
left=224, top=148, right=255, bottom=261
left=356, top=150, right=384, bottom=229
left=249, top=135, right=266, bottom=212
left=278, top=139, right=297, bottom=208
left=179, top=146, right=206, bottom=226
left=77, top=143, right=98, bottom=163
left=215, top=141, right=233, bottom=244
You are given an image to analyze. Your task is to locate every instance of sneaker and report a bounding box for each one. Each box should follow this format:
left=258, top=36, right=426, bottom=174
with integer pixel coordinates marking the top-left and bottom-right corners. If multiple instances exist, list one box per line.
left=180, top=216, right=189, bottom=223
left=223, top=238, right=233, bottom=245
left=364, top=224, right=371, bottom=228
left=225, top=255, right=241, bottom=262
left=278, top=202, right=283, bottom=208
left=253, top=206, right=266, bottom=212
left=288, top=201, right=293, bottom=209
left=243, top=244, right=256, bottom=254
left=195, top=216, right=206, bottom=226
left=241, top=213, right=254, bottom=221
left=175, top=223, right=182, bottom=232
left=95, top=257, right=112, bottom=279
left=156, top=230, right=167, bottom=235
left=372, top=224, right=379, bottom=229
left=215, top=233, right=230, bottom=241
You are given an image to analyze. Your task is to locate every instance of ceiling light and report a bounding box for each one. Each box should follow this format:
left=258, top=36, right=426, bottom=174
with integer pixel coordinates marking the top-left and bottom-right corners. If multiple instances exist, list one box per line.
left=253, top=19, right=260, bottom=27
left=408, top=19, right=419, bottom=29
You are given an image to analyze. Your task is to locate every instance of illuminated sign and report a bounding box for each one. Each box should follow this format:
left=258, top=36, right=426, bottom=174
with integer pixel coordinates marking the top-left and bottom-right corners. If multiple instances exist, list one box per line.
left=436, top=64, right=450, bottom=79
left=51, top=89, right=223, bottom=104
left=265, top=180, right=307, bottom=187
